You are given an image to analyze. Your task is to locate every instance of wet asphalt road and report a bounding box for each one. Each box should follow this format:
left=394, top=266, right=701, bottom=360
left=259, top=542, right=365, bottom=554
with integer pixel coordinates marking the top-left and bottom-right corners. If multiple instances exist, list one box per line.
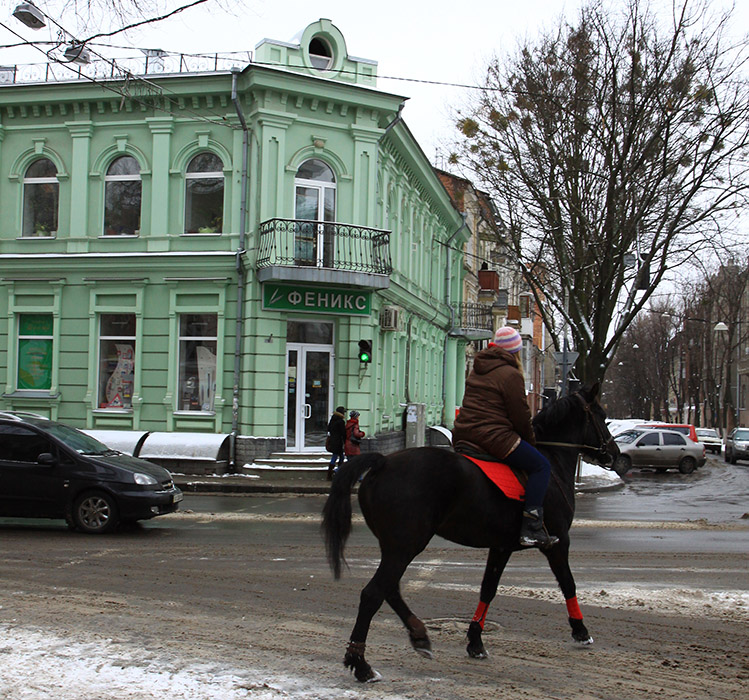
left=181, top=453, right=749, bottom=522
left=168, top=454, right=749, bottom=555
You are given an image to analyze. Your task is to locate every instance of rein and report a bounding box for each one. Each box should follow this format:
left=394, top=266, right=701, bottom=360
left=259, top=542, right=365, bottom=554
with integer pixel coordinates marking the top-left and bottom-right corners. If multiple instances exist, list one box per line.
left=536, top=394, right=615, bottom=470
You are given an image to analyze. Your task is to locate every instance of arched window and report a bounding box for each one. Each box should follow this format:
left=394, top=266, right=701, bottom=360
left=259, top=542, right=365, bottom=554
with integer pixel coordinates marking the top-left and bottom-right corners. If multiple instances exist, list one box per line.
left=308, top=36, right=333, bottom=70
left=294, top=159, right=336, bottom=267
left=185, top=152, right=224, bottom=234
left=23, top=158, right=58, bottom=237
left=104, top=155, right=141, bottom=236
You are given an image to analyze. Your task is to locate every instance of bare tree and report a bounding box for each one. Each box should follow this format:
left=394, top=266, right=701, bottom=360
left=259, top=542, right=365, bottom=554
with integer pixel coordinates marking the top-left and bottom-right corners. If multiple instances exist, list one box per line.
left=452, top=0, right=749, bottom=385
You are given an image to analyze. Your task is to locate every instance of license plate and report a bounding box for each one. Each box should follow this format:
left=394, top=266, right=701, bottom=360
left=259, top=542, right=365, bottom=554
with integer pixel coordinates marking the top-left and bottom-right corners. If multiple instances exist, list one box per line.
left=173, top=492, right=184, bottom=504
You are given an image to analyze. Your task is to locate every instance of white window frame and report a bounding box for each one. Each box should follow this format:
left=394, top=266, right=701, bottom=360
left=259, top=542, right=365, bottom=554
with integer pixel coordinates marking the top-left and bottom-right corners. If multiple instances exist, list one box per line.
left=22, top=159, right=58, bottom=238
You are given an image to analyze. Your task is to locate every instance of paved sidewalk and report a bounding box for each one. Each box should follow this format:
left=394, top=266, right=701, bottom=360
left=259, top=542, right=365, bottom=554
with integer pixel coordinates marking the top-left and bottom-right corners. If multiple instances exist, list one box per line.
left=173, top=468, right=623, bottom=496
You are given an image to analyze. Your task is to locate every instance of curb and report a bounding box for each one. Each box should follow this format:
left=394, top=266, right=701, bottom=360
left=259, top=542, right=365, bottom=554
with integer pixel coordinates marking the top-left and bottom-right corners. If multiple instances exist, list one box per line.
left=173, top=475, right=624, bottom=496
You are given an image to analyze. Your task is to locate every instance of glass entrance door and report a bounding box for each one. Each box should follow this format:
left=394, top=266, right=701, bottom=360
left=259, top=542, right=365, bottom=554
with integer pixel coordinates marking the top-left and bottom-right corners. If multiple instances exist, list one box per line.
left=286, top=344, right=333, bottom=451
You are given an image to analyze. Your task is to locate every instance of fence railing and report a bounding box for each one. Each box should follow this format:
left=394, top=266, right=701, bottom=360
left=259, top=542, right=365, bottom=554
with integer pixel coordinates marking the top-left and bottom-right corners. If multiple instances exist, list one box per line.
left=453, top=302, right=494, bottom=332
left=257, top=218, right=392, bottom=275
left=0, top=52, right=252, bottom=86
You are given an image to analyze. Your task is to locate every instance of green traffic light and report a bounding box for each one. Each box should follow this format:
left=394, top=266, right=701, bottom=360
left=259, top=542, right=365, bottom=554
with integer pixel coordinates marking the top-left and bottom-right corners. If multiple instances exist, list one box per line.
left=358, top=339, right=372, bottom=363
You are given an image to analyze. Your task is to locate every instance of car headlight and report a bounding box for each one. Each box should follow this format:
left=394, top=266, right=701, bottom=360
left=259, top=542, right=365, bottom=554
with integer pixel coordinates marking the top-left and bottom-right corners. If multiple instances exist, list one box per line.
left=133, top=473, right=158, bottom=486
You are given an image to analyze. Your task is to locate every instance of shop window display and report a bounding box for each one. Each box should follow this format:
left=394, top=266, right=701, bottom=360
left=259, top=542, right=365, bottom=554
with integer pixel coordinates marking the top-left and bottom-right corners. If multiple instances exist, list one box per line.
left=104, top=156, right=141, bottom=236
left=22, top=159, right=58, bottom=237
left=178, top=313, right=217, bottom=412
left=17, top=314, right=53, bottom=391
left=98, top=314, right=136, bottom=409
left=184, top=153, right=224, bottom=234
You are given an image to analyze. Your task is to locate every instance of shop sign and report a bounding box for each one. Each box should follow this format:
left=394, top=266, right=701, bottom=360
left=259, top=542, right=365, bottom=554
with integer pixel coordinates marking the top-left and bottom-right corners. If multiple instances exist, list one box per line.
left=263, top=283, right=371, bottom=316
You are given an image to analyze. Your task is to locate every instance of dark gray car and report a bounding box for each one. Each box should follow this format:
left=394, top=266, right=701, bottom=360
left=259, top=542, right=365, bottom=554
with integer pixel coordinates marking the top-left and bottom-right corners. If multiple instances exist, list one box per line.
left=724, top=427, right=749, bottom=464
left=614, top=428, right=706, bottom=474
left=0, top=411, right=182, bottom=533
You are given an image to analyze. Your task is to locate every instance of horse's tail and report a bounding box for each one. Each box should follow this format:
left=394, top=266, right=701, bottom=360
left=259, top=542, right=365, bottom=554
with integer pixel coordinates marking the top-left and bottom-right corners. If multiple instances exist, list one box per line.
left=321, top=452, right=386, bottom=579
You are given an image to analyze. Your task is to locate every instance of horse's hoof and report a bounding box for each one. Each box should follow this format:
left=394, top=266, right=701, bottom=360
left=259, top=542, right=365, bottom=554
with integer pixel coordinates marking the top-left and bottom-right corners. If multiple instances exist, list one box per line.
left=467, top=645, right=488, bottom=659
left=573, top=636, right=594, bottom=646
left=365, top=669, right=383, bottom=683
left=410, top=635, right=432, bottom=658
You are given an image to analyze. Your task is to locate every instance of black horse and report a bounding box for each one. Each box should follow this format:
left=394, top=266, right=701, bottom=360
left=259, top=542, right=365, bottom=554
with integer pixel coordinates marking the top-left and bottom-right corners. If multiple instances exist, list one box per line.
left=321, top=383, right=619, bottom=682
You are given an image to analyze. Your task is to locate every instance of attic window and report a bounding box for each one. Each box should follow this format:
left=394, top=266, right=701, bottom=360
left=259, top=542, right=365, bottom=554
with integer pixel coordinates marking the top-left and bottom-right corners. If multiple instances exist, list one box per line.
left=308, top=37, right=332, bottom=70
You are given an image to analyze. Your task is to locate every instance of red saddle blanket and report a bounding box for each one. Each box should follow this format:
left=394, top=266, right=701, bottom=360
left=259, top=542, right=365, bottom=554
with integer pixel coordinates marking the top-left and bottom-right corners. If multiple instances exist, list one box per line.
left=461, top=454, right=525, bottom=501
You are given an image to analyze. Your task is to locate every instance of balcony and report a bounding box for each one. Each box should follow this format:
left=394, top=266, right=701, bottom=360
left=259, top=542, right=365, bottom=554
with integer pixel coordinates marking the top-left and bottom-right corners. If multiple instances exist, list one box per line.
left=450, top=302, right=494, bottom=340
left=256, top=218, right=392, bottom=289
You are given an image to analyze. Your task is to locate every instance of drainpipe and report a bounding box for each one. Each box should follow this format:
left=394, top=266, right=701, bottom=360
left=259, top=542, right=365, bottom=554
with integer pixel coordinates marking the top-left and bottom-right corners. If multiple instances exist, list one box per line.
left=231, top=67, right=249, bottom=470
left=379, top=102, right=405, bottom=142
left=442, top=212, right=468, bottom=425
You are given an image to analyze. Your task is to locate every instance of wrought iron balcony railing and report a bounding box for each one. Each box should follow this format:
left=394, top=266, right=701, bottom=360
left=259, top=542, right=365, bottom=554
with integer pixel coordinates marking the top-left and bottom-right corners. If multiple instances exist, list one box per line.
left=257, top=218, right=392, bottom=275
left=451, top=302, right=494, bottom=339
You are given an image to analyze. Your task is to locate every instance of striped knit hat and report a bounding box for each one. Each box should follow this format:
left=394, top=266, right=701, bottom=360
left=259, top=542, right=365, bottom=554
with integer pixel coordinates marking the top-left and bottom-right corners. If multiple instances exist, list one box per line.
left=493, top=326, right=522, bottom=354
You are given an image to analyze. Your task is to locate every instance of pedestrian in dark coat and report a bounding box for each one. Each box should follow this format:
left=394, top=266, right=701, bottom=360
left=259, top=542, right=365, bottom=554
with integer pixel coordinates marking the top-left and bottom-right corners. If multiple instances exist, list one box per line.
left=326, top=406, right=346, bottom=479
left=452, top=326, right=558, bottom=549
left=344, top=410, right=365, bottom=457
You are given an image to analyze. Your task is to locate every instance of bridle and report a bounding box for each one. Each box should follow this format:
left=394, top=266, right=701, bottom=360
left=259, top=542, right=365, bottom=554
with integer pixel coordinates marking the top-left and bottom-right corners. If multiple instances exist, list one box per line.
left=536, top=393, right=616, bottom=469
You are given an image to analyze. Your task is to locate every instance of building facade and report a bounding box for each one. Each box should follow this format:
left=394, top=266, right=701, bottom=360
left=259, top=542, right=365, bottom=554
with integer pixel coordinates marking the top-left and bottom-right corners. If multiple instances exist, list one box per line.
left=0, top=20, right=470, bottom=467
left=435, top=169, right=555, bottom=413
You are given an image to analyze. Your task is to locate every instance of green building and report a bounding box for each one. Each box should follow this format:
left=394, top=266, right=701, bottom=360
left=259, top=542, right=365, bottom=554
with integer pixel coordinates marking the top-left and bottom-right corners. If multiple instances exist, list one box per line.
left=0, top=19, right=478, bottom=469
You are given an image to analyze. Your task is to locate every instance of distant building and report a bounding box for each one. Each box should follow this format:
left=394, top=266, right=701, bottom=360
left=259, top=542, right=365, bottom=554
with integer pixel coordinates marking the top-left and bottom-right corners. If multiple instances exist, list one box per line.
left=435, top=169, right=553, bottom=412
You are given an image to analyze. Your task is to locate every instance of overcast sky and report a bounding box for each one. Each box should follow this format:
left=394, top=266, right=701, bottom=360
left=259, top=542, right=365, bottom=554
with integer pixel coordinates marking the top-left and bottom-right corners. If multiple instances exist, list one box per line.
left=2, top=0, right=746, bottom=162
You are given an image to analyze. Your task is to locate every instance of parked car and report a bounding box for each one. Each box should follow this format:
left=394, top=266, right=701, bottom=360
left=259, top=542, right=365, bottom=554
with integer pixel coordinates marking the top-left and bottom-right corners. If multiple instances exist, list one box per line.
left=695, top=427, right=722, bottom=454
left=635, top=423, right=698, bottom=443
left=0, top=411, right=182, bottom=533
left=724, top=427, right=749, bottom=464
left=613, top=428, right=706, bottom=474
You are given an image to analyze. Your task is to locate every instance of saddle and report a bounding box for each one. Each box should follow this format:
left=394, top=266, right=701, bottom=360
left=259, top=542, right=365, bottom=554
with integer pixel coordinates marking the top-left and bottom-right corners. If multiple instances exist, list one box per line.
left=459, top=452, right=526, bottom=501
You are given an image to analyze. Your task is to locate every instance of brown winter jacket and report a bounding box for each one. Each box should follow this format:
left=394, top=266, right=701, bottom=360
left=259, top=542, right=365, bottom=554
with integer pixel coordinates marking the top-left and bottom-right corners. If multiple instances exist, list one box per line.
left=452, top=344, right=535, bottom=459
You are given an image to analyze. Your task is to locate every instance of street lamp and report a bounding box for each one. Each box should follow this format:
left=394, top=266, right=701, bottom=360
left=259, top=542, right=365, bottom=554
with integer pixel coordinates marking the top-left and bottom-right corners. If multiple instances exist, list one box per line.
left=714, top=320, right=741, bottom=429
left=12, top=3, right=45, bottom=29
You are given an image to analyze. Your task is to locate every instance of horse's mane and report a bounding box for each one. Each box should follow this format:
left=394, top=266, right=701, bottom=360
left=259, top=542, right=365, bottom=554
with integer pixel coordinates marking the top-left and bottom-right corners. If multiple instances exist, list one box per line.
left=532, top=393, right=578, bottom=439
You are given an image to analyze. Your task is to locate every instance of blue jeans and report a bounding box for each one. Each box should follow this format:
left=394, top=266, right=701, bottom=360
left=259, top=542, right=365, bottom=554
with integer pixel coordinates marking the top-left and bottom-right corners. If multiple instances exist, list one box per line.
left=329, top=452, right=344, bottom=468
left=502, top=439, right=551, bottom=510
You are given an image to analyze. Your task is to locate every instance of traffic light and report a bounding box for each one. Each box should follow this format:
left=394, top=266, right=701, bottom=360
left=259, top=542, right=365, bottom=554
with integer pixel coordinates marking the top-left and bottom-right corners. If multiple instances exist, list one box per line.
left=358, top=339, right=372, bottom=364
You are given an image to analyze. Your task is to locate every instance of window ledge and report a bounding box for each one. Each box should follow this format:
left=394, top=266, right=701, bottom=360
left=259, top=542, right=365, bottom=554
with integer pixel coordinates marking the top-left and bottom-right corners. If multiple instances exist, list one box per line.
left=3, top=391, right=60, bottom=400
left=93, top=408, right=133, bottom=414
left=172, top=410, right=216, bottom=416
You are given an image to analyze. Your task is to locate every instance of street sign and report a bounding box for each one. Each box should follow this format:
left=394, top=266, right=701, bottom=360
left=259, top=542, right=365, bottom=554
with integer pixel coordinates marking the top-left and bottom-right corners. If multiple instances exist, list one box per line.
left=554, top=351, right=579, bottom=376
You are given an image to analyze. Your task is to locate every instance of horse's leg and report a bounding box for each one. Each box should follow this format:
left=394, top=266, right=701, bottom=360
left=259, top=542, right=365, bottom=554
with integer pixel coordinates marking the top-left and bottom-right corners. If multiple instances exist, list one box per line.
left=345, top=552, right=414, bottom=682
left=466, top=547, right=512, bottom=659
left=385, top=586, right=432, bottom=657
left=543, top=542, right=594, bottom=645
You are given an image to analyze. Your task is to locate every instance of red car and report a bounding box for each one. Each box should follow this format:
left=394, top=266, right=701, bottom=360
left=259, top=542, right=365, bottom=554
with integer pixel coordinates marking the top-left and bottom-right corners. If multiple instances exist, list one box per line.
left=635, top=423, right=698, bottom=443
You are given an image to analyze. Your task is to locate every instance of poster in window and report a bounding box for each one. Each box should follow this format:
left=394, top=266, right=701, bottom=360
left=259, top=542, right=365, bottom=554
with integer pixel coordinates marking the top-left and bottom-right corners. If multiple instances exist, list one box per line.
left=17, top=339, right=52, bottom=390
left=105, top=343, right=134, bottom=408
left=196, top=345, right=216, bottom=411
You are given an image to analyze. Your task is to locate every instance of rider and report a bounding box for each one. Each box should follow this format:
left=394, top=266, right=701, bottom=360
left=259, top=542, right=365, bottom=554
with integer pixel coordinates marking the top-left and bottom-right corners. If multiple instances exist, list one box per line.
left=452, top=325, right=558, bottom=548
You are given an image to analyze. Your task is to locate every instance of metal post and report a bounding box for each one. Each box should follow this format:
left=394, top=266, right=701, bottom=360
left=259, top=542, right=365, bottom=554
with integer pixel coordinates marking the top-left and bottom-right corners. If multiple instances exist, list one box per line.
left=737, top=317, right=741, bottom=427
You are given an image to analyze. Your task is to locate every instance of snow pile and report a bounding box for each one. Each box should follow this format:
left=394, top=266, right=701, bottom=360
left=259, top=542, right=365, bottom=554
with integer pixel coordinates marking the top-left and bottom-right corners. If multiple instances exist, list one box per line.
left=0, top=625, right=387, bottom=700
left=579, top=459, right=623, bottom=486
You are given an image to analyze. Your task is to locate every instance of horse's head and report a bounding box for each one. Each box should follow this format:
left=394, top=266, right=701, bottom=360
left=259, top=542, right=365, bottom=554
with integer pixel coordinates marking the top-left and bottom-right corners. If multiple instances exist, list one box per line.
left=574, top=383, right=620, bottom=469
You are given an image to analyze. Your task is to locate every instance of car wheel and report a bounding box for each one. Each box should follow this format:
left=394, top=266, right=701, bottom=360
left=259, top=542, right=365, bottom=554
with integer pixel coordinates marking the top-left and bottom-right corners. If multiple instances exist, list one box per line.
left=72, top=491, right=118, bottom=534
left=678, top=457, right=696, bottom=474
left=613, top=455, right=631, bottom=476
